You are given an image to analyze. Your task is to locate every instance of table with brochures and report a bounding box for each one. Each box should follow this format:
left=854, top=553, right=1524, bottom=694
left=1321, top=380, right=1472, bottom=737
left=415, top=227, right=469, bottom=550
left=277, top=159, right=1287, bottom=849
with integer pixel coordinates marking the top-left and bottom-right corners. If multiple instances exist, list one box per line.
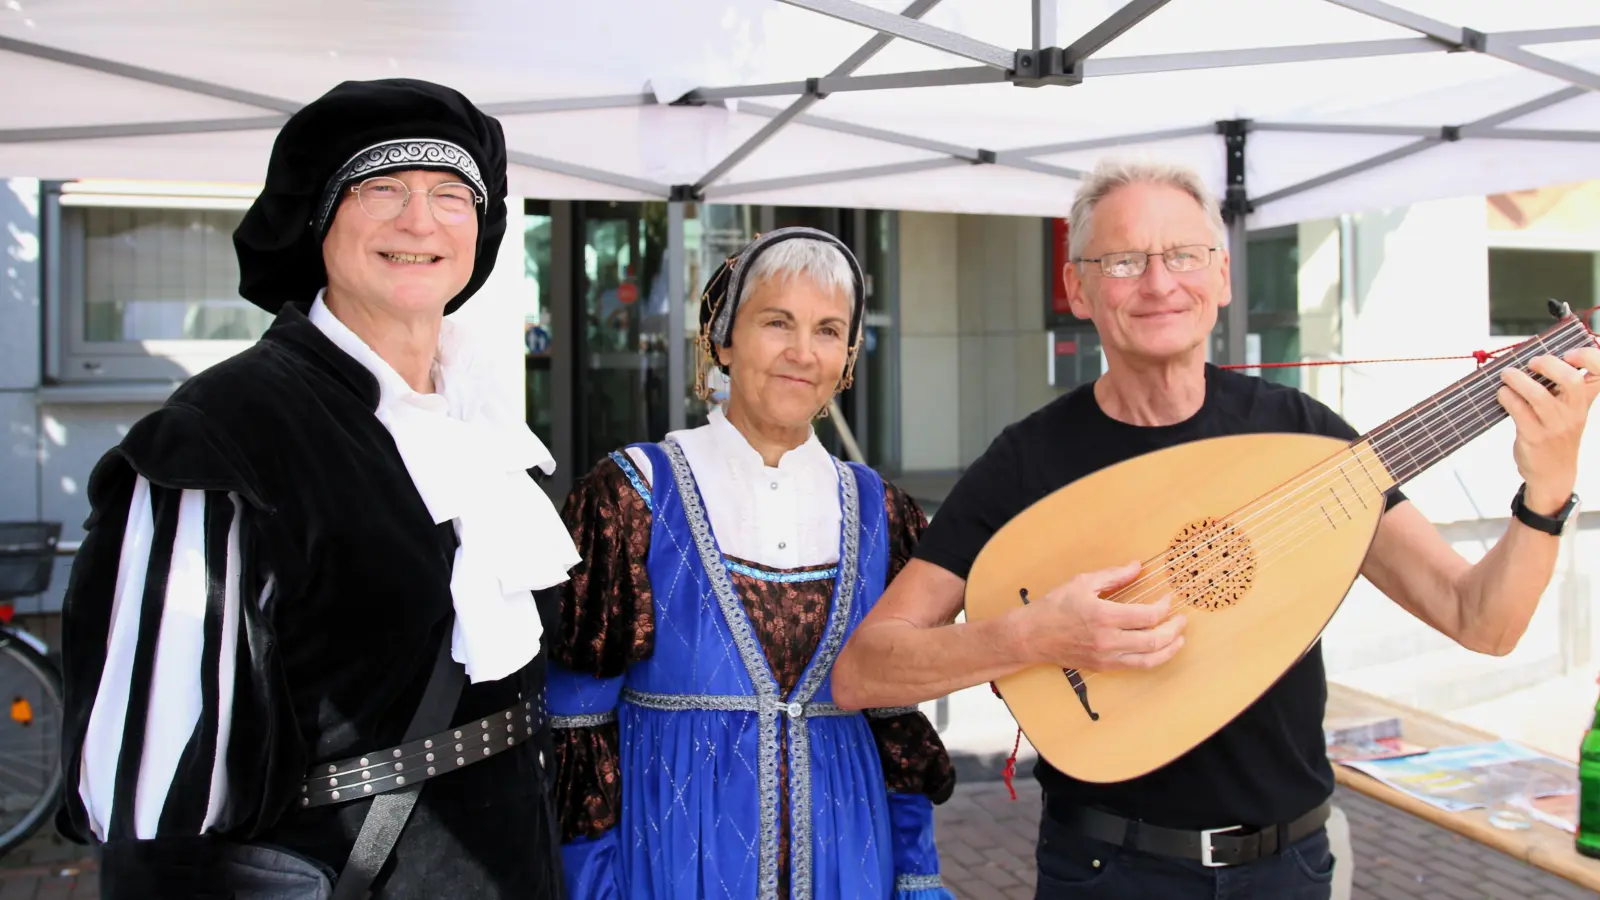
left=1326, top=682, right=1600, bottom=891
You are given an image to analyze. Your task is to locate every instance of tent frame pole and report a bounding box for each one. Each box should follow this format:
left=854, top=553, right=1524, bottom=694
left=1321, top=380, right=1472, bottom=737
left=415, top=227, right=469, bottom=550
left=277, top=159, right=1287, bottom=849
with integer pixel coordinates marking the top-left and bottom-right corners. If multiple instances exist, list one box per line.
left=1322, top=0, right=1600, bottom=91
left=1061, top=0, right=1171, bottom=65
left=667, top=201, right=688, bottom=431
left=772, top=0, right=1014, bottom=69
left=1252, top=85, right=1591, bottom=210
left=503, top=150, right=671, bottom=197
left=1, top=5, right=1595, bottom=203
left=1219, top=119, right=1250, bottom=368
left=689, top=0, right=945, bottom=196
left=1031, top=0, right=1056, bottom=50
left=0, top=34, right=299, bottom=112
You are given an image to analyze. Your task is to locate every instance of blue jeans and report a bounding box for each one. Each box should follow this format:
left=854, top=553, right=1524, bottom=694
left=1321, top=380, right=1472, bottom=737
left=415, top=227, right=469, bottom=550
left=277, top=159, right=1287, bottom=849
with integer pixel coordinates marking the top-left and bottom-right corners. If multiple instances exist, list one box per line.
left=1033, top=808, right=1335, bottom=899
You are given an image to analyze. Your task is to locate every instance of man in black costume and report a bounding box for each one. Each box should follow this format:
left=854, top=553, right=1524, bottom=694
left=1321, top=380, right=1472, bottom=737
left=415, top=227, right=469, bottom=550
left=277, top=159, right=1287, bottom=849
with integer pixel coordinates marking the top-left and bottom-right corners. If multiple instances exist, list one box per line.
left=57, top=78, right=579, bottom=899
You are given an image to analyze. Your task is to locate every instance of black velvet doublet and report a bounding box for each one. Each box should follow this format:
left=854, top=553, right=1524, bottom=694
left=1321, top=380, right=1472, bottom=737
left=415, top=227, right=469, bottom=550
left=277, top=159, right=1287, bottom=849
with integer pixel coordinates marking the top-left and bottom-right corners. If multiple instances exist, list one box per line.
left=58, top=299, right=562, bottom=899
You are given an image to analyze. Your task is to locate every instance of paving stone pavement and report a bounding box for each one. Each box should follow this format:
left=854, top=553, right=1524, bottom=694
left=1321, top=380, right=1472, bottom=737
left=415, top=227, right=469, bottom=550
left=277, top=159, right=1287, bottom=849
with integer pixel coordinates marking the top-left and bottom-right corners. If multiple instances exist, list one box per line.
left=931, top=776, right=1600, bottom=900
left=2, top=778, right=1596, bottom=899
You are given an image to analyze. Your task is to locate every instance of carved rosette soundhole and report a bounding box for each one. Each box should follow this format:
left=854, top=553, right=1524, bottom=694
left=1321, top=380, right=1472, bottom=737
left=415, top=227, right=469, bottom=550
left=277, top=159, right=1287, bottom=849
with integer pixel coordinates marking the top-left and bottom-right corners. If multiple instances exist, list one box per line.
left=1165, top=517, right=1257, bottom=611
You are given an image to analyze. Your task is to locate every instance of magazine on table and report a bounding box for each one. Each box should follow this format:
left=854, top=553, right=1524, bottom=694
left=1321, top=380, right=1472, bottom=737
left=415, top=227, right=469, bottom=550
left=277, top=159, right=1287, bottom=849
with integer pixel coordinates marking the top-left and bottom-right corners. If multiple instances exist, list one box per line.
left=1339, top=739, right=1578, bottom=818
left=1324, top=715, right=1429, bottom=762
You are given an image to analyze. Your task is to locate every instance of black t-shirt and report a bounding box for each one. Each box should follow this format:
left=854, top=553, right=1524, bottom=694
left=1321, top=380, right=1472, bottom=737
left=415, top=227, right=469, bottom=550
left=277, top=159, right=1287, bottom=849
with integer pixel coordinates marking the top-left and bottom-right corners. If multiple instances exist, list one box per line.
left=915, top=364, right=1404, bottom=830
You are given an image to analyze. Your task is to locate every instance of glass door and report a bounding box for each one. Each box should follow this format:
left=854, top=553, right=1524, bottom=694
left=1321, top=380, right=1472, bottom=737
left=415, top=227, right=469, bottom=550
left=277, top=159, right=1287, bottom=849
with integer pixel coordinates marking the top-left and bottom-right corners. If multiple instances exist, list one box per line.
left=523, top=200, right=555, bottom=451
left=574, top=201, right=671, bottom=473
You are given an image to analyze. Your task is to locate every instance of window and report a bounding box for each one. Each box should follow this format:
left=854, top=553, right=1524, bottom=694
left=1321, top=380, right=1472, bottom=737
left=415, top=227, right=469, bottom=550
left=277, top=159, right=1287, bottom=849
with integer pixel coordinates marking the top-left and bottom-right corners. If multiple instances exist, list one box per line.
left=1486, top=181, right=1600, bottom=336
left=1488, top=246, right=1599, bottom=336
left=1246, top=229, right=1303, bottom=389
left=46, top=180, right=272, bottom=383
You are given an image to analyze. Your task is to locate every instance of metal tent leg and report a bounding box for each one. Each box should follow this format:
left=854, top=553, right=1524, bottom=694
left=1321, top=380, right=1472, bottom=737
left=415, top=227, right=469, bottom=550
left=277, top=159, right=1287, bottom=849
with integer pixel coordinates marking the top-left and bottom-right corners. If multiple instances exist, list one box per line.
left=667, top=200, right=687, bottom=432
left=1220, top=119, right=1250, bottom=368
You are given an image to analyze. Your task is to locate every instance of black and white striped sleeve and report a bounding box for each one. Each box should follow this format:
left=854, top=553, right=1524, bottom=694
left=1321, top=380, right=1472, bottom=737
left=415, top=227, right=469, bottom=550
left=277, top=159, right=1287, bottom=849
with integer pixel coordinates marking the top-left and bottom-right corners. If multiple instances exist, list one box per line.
left=75, top=476, right=249, bottom=843
left=59, top=405, right=303, bottom=898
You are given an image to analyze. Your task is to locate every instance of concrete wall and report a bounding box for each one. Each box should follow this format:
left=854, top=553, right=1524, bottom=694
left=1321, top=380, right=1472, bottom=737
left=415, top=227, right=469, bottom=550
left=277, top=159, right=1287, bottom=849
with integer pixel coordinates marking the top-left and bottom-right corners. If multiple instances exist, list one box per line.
left=0, top=177, right=79, bottom=618
left=1, top=180, right=41, bottom=531
left=898, top=210, right=1067, bottom=474
left=897, top=212, right=962, bottom=472
left=955, top=214, right=1060, bottom=467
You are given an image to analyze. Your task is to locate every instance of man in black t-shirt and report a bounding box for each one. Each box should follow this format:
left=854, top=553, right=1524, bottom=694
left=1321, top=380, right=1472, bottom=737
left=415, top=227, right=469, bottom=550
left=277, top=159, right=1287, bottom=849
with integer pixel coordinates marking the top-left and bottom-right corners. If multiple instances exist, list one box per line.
left=831, top=159, right=1600, bottom=899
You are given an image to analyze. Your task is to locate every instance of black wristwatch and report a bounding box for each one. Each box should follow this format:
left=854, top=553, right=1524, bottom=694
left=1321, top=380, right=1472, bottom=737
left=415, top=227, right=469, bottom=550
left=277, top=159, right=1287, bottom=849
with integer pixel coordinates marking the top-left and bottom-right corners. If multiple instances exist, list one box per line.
left=1511, top=483, right=1579, bottom=536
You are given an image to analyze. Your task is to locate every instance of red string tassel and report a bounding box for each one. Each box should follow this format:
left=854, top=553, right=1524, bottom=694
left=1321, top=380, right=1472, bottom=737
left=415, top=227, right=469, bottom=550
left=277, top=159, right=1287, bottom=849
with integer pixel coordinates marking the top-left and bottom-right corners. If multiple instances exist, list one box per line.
left=1002, top=726, right=1022, bottom=801
left=989, top=680, right=1024, bottom=801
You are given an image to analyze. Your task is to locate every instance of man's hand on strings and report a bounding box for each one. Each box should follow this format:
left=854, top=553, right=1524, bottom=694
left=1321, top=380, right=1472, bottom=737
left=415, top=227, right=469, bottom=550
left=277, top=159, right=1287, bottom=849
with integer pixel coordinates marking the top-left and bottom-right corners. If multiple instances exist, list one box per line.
left=1499, top=345, right=1600, bottom=513
left=1016, top=560, right=1187, bottom=672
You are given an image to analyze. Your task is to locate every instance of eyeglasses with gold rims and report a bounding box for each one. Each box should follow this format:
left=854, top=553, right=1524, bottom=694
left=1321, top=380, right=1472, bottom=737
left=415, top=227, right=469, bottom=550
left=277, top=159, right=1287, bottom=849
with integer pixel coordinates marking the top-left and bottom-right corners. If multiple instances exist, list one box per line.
left=1074, top=245, right=1219, bottom=278
left=348, top=176, right=482, bottom=226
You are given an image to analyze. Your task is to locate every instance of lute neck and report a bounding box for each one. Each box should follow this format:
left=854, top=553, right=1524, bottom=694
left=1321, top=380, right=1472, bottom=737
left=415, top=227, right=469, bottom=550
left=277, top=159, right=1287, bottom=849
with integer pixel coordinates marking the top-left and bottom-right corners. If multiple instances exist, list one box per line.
left=1364, top=311, right=1596, bottom=490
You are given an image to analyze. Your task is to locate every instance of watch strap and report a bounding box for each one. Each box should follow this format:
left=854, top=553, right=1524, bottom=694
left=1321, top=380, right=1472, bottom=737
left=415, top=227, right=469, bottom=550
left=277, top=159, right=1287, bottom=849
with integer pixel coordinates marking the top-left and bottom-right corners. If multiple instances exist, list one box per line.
left=1511, top=484, right=1576, bottom=536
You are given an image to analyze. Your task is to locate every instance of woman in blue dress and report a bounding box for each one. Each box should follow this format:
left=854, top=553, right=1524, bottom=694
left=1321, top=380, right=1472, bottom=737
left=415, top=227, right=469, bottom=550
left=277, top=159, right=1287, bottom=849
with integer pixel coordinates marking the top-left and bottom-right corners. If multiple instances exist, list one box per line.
left=548, top=226, right=957, bottom=899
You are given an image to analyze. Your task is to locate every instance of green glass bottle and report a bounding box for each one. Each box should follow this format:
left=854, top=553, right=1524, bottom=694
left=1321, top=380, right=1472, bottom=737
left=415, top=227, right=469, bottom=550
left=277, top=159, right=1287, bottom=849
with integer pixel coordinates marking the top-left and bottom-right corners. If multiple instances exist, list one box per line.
left=1580, top=697, right=1600, bottom=859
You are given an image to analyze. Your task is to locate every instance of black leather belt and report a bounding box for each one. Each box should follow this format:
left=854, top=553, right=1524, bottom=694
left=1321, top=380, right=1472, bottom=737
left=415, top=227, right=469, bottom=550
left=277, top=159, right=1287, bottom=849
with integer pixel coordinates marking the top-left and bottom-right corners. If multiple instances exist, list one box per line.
left=297, top=693, right=547, bottom=810
left=1046, top=797, right=1331, bottom=868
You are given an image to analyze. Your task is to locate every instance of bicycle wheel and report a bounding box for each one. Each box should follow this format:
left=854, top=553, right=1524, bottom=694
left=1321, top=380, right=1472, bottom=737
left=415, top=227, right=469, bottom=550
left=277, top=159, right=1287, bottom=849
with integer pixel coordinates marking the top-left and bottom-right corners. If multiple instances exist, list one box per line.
left=0, top=635, right=63, bottom=855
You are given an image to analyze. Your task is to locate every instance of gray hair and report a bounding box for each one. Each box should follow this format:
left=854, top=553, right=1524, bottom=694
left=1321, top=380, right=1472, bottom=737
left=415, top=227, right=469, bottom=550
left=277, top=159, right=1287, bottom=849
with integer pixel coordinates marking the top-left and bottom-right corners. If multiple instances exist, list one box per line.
left=1067, top=158, right=1226, bottom=262
left=736, top=236, right=856, bottom=314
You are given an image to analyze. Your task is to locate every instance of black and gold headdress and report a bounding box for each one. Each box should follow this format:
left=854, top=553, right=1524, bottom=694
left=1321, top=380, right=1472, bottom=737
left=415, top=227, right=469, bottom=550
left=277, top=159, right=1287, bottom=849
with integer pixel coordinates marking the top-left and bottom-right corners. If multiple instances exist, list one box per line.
left=693, top=226, right=867, bottom=408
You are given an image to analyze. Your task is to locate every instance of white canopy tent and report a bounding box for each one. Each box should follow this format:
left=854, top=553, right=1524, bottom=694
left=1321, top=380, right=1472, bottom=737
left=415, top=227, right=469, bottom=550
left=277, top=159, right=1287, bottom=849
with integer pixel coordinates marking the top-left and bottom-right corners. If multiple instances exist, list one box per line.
left=3, top=0, right=1597, bottom=424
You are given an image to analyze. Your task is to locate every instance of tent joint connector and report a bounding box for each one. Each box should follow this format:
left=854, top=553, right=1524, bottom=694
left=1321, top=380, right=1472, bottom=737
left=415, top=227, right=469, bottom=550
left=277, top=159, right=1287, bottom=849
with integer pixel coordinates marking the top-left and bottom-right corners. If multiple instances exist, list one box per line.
left=976, top=149, right=996, bottom=164
left=1219, top=118, right=1252, bottom=223
left=1215, top=118, right=1251, bottom=140
left=1009, top=47, right=1082, bottom=88
left=670, top=184, right=702, bottom=202
left=1440, top=125, right=1461, bottom=142
left=1457, top=28, right=1488, bottom=53
left=805, top=77, right=829, bottom=99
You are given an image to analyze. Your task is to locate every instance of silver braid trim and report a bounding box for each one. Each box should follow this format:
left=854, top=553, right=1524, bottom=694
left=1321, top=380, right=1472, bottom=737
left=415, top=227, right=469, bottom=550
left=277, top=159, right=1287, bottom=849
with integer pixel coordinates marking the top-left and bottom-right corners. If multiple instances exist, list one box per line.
left=662, top=440, right=865, bottom=900
left=314, top=137, right=488, bottom=232
left=896, top=873, right=945, bottom=892
left=549, top=711, right=616, bottom=729
left=666, top=439, right=784, bottom=899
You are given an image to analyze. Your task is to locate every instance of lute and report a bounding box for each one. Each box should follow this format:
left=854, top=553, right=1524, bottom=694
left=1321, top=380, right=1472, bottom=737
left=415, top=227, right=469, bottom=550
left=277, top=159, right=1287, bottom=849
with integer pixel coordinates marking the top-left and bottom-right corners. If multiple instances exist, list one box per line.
left=963, top=300, right=1598, bottom=784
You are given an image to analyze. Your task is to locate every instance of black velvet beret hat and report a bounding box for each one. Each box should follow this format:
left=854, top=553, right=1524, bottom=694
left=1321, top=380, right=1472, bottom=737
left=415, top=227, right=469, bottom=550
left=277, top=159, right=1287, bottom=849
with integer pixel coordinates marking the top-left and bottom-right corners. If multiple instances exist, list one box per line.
left=232, top=77, right=508, bottom=315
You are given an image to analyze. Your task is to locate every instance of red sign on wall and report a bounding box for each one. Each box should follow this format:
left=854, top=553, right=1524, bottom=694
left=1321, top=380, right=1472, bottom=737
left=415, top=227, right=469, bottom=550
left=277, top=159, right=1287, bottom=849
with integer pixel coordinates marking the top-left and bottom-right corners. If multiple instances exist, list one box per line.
left=1050, top=217, right=1071, bottom=316
left=617, top=281, right=638, bottom=305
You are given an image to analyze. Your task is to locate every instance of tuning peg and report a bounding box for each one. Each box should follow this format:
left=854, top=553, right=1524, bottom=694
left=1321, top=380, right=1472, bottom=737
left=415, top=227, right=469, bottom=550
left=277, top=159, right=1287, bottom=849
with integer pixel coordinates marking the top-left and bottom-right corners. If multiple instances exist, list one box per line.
left=1548, top=298, right=1572, bottom=319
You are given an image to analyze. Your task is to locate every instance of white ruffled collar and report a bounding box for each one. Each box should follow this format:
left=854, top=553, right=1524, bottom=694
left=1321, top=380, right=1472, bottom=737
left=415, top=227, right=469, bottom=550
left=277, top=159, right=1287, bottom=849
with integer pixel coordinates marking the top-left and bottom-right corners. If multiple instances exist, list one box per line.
left=309, top=291, right=579, bottom=682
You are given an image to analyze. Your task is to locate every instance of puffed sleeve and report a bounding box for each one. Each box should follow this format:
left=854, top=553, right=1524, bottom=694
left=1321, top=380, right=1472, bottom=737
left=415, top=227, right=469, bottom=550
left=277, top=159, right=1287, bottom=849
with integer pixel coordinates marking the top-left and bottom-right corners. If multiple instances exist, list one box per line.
left=551, top=454, right=655, bottom=679
left=547, top=452, right=655, bottom=898
left=869, top=482, right=958, bottom=898
left=58, top=407, right=304, bottom=900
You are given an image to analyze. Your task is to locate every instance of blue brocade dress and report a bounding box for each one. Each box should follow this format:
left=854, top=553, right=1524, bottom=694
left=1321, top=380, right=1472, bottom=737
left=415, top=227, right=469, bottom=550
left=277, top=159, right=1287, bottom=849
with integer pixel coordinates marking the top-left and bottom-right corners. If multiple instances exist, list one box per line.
left=548, top=433, right=956, bottom=899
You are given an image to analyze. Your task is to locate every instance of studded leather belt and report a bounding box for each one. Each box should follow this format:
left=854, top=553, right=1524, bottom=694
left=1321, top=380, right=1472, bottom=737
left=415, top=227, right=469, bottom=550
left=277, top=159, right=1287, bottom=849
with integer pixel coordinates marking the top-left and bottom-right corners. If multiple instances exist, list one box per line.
left=298, top=695, right=547, bottom=809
